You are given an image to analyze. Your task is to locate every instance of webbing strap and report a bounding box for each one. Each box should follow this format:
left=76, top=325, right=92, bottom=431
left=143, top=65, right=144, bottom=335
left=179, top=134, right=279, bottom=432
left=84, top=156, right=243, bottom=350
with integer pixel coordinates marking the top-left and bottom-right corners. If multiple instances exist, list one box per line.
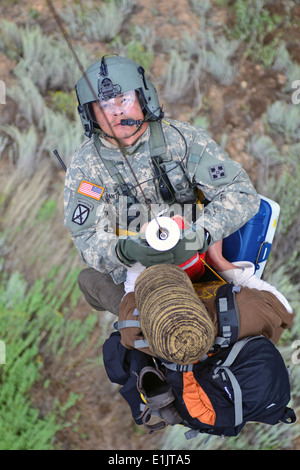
left=216, top=283, right=241, bottom=345
left=162, top=362, right=194, bottom=372
left=117, top=320, right=141, bottom=330
left=140, top=403, right=162, bottom=418
left=213, top=336, right=263, bottom=427
left=134, top=339, right=149, bottom=349
left=93, top=133, right=135, bottom=197
left=219, top=366, right=243, bottom=427
left=149, top=121, right=168, bottom=159
left=218, top=336, right=260, bottom=369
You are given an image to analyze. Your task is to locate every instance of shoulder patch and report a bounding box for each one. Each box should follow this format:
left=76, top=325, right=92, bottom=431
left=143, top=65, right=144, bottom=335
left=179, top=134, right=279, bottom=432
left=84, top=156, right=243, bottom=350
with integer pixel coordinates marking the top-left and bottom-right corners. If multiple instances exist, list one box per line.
left=77, top=180, right=104, bottom=200
left=72, top=204, right=90, bottom=225
left=209, top=164, right=226, bottom=181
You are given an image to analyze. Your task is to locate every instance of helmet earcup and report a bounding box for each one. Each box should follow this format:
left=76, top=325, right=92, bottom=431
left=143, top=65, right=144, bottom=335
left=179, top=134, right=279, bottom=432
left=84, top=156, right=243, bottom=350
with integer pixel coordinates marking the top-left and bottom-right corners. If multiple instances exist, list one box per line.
left=142, top=81, right=164, bottom=121
left=77, top=103, right=93, bottom=138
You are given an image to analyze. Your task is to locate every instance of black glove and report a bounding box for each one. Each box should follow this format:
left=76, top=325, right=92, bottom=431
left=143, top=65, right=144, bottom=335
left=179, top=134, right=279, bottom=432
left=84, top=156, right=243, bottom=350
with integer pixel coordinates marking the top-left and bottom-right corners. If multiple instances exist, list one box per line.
left=116, top=236, right=175, bottom=267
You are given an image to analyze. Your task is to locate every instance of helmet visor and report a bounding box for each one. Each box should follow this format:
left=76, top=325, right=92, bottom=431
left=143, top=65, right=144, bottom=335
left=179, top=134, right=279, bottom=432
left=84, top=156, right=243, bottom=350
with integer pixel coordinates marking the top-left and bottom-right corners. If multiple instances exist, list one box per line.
left=98, top=90, right=137, bottom=115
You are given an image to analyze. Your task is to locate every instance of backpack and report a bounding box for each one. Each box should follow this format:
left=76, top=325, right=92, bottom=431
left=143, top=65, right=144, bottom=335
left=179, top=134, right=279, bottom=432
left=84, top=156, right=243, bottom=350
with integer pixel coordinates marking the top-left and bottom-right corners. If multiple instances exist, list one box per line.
left=103, top=331, right=296, bottom=439
left=103, top=282, right=296, bottom=438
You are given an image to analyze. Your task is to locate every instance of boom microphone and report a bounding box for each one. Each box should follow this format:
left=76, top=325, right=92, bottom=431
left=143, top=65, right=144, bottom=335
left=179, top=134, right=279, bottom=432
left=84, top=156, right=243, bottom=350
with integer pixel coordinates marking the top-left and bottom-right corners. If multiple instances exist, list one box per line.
left=120, top=119, right=143, bottom=126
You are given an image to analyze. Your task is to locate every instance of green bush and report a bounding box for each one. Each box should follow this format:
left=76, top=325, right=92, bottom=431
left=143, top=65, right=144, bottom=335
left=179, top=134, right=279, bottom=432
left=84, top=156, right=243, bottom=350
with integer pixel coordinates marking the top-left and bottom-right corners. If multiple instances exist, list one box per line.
left=0, top=268, right=98, bottom=450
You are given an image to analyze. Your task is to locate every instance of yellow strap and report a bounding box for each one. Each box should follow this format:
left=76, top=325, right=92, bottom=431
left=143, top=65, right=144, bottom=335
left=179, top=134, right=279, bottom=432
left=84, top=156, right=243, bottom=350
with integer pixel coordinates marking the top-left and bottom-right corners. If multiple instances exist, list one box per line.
left=200, top=258, right=227, bottom=284
left=115, top=227, right=138, bottom=237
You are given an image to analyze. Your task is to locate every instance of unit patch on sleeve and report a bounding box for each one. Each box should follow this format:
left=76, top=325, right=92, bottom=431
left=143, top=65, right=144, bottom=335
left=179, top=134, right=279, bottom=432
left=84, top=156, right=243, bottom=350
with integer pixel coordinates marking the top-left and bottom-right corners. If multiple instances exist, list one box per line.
left=72, top=203, right=90, bottom=225
left=209, top=164, right=226, bottom=181
left=77, top=180, right=104, bottom=200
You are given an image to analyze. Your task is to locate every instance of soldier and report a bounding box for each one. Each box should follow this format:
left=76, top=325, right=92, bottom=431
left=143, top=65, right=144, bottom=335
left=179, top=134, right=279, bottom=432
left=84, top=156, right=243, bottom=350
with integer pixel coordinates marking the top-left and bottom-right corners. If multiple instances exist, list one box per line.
left=63, top=55, right=261, bottom=315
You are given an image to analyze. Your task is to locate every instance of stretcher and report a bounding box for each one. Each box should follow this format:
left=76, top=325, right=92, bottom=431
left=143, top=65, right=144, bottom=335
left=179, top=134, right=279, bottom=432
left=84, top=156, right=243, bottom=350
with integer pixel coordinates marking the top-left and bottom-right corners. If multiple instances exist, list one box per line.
left=222, top=195, right=280, bottom=278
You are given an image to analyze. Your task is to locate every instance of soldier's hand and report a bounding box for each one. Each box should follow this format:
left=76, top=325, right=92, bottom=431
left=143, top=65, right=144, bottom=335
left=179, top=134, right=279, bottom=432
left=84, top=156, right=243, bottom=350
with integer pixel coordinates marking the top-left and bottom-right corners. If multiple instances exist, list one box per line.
left=116, top=236, right=175, bottom=267
left=170, top=227, right=207, bottom=265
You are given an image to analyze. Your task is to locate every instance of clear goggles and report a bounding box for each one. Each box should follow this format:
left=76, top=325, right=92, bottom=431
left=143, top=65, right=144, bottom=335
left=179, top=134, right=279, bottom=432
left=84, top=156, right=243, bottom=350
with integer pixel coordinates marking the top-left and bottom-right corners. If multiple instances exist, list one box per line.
left=98, top=90, right=137, bottom=114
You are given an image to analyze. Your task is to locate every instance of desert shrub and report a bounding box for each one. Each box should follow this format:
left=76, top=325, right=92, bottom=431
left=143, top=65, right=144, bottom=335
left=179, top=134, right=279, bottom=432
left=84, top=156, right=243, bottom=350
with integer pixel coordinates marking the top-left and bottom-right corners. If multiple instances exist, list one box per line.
left=205, top=32, right=240, bottom=85
left=7, top=73, right=47, bottom=129
left=0, top=266, right=106, bottom=450
left=59, top=0, right=136, bottom=42
left=163, top=50, right=194, bottom=102
left=265, top=100, right=300, bottom=143
left=246, top=134, right=284, bottom=190
left=0, top=20, right=89, bottom=93
left=0, top=19, right=22, bottom=59
left=189, top=0, right=211, bottom=16
left=231, top=0, right=276, bottom=46
left=162, top=22, right=240, bottom=103
left=0, top=125, right=43, bottom=178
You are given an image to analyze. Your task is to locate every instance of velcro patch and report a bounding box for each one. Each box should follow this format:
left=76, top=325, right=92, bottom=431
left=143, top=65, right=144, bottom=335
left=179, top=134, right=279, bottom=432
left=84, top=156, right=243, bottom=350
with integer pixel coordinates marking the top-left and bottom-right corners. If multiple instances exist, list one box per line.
left=72, top=204, right=90, bottom=225
left=209, top=164, right=226, bottom=180
left=78, top=180, right=104, bottom=200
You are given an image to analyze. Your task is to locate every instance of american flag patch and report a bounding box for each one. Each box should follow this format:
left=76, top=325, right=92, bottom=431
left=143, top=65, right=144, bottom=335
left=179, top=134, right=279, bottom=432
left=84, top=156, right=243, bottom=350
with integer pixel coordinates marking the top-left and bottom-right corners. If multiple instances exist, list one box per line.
left=77, top=180, right=104, bottom=200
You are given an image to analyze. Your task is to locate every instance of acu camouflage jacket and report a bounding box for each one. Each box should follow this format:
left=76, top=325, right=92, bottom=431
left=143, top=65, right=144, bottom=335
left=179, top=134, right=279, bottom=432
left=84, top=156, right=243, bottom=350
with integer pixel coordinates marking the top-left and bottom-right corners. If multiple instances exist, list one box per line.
left=63, top=119, right=260, bottom=283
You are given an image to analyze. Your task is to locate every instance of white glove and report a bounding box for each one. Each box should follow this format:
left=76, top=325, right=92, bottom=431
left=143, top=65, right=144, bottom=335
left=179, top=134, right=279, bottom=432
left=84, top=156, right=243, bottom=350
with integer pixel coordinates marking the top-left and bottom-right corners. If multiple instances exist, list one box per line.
left=124, top=262, right=146, bottom=294
left=219, top=261, right=293, bottom=314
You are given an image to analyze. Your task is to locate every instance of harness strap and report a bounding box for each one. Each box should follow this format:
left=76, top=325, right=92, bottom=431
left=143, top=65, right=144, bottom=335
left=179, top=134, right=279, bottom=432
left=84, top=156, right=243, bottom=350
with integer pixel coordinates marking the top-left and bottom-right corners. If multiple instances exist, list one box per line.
left=116, top=320, right=141, bottom=329
left=94, top=122, right=168, bottom=189
left=221, top=367, right=242, bottom=427
left=213, top=336, right=231, bottom=348
left=217, top=336, right=259, bottom=368
left=93, top=133, right=136, bottom=199
left=216, top=283, right=241, bottom=345
left=139, top=405, right=168, bottom=432
left=148, top=121, right=168, bottom=160
left=186, top=141, right=207, bottom=176
left=161, top=363, right=194, bottom=373
left=114, top=318, right=150, bottom=350
left=134, top=339, right=149, bottom=349
left=213, top=336, right=263, bottom=427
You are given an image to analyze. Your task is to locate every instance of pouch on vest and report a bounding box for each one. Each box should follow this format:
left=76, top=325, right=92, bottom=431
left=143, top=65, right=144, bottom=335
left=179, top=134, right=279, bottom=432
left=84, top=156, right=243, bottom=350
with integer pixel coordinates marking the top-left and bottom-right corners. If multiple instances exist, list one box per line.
left=149, top=121, right=197, bottom=205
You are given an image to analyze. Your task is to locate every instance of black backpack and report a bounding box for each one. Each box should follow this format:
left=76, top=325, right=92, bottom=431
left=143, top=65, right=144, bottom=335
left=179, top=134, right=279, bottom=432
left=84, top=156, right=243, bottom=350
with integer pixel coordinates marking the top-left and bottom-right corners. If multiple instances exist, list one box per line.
left=103, top=284, right=296, bottom=438
left=103, top=332, right=296, bottom=439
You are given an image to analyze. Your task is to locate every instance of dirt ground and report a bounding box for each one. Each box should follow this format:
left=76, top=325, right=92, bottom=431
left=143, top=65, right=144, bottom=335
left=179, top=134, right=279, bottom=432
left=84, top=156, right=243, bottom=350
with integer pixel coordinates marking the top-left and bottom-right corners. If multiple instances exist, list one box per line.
left=1, top=0, right=299, bottom=451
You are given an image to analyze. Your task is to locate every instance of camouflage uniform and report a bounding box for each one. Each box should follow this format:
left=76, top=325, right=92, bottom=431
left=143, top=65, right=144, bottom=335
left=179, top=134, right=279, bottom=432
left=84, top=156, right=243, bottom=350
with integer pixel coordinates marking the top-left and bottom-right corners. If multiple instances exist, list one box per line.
left=64, top=118, right=260, bottom=293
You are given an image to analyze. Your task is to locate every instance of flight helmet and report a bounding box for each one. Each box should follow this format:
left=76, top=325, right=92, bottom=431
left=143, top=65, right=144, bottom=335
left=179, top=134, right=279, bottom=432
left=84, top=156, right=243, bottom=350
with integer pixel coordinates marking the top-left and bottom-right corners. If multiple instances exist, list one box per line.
left=75, top=55, right=163, bottom=137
